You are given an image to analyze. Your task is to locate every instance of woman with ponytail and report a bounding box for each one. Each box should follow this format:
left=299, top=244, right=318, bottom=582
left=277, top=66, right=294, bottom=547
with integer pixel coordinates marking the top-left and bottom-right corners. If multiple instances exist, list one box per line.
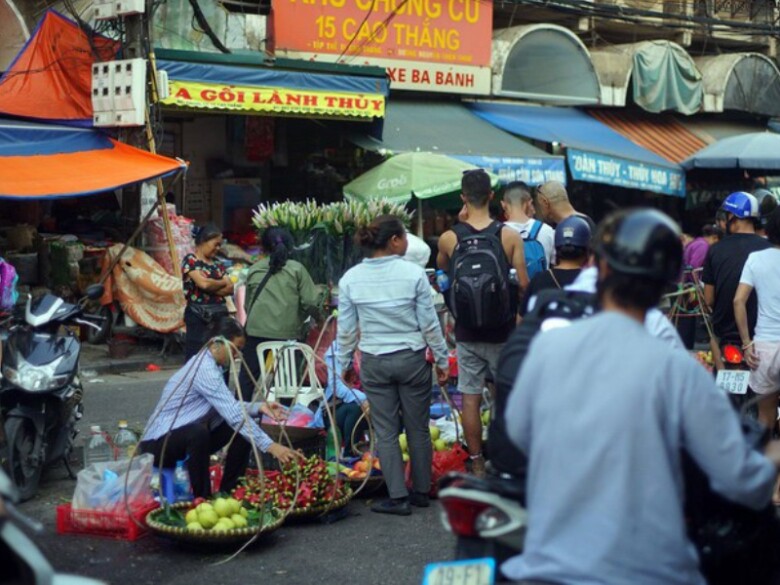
left=239, top=227, right=325, bottom=399
left=337, top=215, right=449, bottom=516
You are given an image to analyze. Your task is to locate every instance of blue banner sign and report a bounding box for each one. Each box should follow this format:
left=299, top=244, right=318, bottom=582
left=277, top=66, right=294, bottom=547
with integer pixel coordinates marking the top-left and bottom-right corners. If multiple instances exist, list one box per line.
left=567, top=148, right=686, bottom=198
left=454, top=155, right=567, bottom=186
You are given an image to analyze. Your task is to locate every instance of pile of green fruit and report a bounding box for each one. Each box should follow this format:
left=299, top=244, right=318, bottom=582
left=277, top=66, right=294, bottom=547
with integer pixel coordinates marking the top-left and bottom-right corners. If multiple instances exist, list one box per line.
left=155, top=496, right=276, bottom=533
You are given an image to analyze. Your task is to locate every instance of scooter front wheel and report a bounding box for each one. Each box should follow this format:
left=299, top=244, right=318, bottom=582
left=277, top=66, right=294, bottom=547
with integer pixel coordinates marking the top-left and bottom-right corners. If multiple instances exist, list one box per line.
left=4, top=417, right=43, bottom=501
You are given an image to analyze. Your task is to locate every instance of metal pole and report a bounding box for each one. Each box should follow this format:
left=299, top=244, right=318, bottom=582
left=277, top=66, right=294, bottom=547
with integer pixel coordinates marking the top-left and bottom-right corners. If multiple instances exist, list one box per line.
left=417, top=198, right=423, bottom=239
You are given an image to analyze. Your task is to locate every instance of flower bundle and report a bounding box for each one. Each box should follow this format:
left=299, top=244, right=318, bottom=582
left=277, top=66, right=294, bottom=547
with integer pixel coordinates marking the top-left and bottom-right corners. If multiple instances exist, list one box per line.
left=251, top=199, right=412, bottom=238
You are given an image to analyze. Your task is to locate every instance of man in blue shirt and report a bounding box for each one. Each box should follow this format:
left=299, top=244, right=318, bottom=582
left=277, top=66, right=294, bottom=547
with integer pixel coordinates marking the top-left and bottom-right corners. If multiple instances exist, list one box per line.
left=504, top=209, right=780, bottom=585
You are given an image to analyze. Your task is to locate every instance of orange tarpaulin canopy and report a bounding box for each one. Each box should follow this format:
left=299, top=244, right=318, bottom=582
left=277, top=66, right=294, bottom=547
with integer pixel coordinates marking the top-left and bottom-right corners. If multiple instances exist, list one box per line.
left=0, top=119, right=186, bottom=198
left=0, top=10, right=117, bottom=125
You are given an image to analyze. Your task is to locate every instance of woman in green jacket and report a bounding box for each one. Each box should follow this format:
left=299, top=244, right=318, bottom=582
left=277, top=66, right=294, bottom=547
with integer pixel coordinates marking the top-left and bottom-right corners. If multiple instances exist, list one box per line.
left=239, top=227, right=325, bottom=400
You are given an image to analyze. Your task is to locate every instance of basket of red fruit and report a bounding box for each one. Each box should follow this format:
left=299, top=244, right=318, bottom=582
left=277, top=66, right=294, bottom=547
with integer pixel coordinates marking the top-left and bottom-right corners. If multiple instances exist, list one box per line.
left=233, top=455, right=351, bottom=518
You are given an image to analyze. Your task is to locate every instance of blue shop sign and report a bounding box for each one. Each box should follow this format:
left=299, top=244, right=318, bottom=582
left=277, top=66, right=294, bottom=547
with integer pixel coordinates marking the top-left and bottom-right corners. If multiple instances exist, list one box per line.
left=454, top=155, right=567, bottom=186
left=567, top=148, right=685, bottom=198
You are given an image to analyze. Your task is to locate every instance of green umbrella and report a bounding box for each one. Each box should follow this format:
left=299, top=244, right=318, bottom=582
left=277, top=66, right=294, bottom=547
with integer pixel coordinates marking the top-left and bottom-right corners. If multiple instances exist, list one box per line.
left=343, top=151, right=499, bottom=205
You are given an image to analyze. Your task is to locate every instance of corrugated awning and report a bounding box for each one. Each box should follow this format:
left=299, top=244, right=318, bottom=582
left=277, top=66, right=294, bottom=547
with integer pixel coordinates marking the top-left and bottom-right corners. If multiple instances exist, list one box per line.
left=695, top=53, right=780, bottom=117
left=350, top=101, right=566, bottom=185
left=469, top=101, right=686, bottom=197
left=587, top=109, right=707, bottom=164
left=492, top=24, right=600, bottom=105
left=157, top=56, right=388, bottom=119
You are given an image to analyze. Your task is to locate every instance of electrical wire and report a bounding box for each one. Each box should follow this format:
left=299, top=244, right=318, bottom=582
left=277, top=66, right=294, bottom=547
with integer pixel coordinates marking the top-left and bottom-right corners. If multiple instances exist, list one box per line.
left=337, top=0, right=378, bottom=61
left=499, top=0, right=780, bottom=36
left=342, top=0, right=411, bottom=64
left=187, top=0, right=232, bottom=53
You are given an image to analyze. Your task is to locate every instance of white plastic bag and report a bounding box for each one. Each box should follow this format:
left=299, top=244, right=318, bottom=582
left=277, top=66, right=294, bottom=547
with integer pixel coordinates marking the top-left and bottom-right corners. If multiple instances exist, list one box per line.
left=72, top=453, right=155, bottom=512
left=434, top=416, right=462, bottom=445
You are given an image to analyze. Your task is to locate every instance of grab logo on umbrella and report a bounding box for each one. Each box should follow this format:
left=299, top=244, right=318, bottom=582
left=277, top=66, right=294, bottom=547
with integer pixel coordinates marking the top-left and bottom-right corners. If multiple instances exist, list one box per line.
left=377, top=176, right=408, bottom=190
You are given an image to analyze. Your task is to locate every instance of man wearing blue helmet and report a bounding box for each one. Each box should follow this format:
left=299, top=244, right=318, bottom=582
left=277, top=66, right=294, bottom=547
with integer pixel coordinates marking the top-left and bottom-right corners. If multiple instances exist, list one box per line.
left=702, top=191, right=770, bottom=346
left=519, top=215, right=591, bottom=316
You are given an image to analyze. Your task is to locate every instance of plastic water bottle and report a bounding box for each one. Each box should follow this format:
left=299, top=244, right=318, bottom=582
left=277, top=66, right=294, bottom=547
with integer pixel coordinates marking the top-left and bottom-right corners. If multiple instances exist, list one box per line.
left=173, top=459, right=193, bottom=503
left=509, top=268, right=519, bottom=285
left=83, top=425, right=113, bottom=468
left=435, top=269, right=450, bottom=292
left=112, top=420, right=138, bottom=461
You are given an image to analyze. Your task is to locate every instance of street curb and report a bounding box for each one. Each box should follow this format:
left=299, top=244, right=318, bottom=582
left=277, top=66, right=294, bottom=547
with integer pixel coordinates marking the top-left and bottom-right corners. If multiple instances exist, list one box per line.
left=81, top=354, right=185, bottom=376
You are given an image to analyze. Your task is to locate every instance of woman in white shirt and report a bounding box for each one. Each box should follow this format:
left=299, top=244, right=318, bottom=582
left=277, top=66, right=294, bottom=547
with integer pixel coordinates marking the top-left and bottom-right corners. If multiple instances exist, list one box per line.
left=337, top=215, right=449, bottom=516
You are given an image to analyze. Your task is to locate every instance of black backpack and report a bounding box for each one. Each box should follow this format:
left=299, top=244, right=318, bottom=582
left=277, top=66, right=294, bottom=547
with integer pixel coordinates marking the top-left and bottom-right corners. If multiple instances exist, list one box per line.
left=448, top=222, right=514, bottom=331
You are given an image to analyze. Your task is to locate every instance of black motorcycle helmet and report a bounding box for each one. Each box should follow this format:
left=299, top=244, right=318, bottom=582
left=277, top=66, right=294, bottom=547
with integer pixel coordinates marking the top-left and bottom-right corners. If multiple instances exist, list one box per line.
left=595, top=209, right=683, bottom=283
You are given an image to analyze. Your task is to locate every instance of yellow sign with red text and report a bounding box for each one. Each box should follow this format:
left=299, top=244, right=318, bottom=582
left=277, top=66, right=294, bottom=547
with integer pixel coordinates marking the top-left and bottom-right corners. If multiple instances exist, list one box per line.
left=272, top=0, right=493, bottom=95
left=160, top=80, right=386, bottom=118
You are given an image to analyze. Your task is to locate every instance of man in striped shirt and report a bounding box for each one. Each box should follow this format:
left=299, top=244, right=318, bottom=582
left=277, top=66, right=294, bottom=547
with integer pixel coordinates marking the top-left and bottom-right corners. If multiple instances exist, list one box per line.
left=140, top=318, right=298, bottom=497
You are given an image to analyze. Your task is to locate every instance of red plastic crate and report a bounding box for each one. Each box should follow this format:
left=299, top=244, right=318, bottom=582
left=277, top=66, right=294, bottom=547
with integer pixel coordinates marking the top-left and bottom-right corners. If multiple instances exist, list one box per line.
left=56, top=502, right=159, bottom=541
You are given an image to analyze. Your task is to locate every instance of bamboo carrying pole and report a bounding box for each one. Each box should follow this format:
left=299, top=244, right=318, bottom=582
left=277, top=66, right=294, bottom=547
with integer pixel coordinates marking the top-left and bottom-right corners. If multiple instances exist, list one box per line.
left=146, top=50, right=182, bottom=279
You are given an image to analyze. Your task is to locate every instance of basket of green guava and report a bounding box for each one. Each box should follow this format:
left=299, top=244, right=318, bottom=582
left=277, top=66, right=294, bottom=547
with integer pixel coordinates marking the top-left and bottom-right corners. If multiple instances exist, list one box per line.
left=146, top=495, right=283, bottom=544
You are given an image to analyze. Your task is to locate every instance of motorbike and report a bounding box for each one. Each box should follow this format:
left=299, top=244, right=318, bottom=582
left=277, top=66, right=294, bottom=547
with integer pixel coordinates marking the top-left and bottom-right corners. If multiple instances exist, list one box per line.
left=438, top=469, right=526, bottom=580
left=0, top=460, right=105, bottom=585
left=0, top=284, right=104, bottom=501
left=716, top=338, right=754, bottom=412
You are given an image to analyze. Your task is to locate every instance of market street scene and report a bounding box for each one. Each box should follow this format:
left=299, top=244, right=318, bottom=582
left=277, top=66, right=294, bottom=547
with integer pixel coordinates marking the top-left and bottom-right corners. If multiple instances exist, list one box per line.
left=3, top=1, right=780, bottom=585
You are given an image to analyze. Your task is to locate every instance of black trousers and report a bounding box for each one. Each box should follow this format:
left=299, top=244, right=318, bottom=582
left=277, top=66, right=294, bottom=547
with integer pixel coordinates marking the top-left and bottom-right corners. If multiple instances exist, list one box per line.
left=237, top=335, right=274, bottom=401
left=139, top=421, right=250, bottom=498
left=184, top=306, right=209, bottom=360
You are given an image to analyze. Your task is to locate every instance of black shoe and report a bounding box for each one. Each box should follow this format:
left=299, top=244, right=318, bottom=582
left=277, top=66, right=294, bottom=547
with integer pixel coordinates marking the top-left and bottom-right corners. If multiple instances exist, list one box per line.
left=371, top=498, right=411, bottom=516
left=409, top=492, right=430, bottom=508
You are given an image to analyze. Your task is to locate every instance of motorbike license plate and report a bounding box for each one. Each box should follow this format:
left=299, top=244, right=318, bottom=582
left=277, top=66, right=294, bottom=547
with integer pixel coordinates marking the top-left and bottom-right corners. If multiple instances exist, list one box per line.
left=716, top=370, right=751, bottom=395
left=422, top=558, right=495, bottom=585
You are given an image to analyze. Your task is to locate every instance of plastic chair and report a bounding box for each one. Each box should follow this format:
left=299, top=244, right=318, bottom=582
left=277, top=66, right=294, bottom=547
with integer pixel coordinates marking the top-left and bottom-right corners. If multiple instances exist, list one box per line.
left=257, top=341, right=323, bottom=407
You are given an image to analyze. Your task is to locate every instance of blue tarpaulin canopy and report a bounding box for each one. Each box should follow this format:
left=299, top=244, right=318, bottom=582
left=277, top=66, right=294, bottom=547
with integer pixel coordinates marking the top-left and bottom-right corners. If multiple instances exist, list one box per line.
left=157, top=59, right=389, bottom=95
left=469, top=102, right=686, bottom=197
left=0, top=118, right=185, bottom=199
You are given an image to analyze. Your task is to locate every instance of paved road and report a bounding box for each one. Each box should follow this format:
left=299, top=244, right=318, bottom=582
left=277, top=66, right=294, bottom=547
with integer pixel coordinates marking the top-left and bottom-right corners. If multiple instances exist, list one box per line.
left=17, top=371, right=456, bottom=585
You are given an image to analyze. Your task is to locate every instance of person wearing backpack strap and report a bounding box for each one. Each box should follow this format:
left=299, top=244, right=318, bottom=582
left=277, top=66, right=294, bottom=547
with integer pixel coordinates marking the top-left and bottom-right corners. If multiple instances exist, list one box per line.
left=437, top=169, right=528, bottom=477
left=534, top=180, right=596, bottom=235
left=520, top=215, right=591, bottom=317
left=502, top=181, right=555, bottom=274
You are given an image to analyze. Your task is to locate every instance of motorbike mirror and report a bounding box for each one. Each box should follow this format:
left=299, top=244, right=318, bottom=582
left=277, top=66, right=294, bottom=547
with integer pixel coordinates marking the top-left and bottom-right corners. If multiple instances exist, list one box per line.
left=84, top=284, right=105, bottom=300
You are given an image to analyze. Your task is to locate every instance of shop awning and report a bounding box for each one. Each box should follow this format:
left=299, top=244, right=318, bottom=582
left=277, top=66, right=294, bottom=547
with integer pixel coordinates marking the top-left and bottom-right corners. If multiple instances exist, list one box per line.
left=695, top=53, right=780, bottom=117
left=469, top=102, right=686, bottom=197
left=681, top=117, right=770, bottom=143
left=157, top=53, right=388, bottom=120
left=0, top=119, right=186, bottom=199
left=587, top=109, right=707, bottom=164
left=492, top=24, right=600, bottom=105
left=350, top=101, right=566, bottom=185
left=591, top=41, right=702, bottom=115
left=0, top=10, right=117, bottom=126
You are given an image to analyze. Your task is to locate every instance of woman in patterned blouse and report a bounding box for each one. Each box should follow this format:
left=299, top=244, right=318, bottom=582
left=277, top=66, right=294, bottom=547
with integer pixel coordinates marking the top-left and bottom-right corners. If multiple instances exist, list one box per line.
left=182, top=224, right=234, bottom=359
